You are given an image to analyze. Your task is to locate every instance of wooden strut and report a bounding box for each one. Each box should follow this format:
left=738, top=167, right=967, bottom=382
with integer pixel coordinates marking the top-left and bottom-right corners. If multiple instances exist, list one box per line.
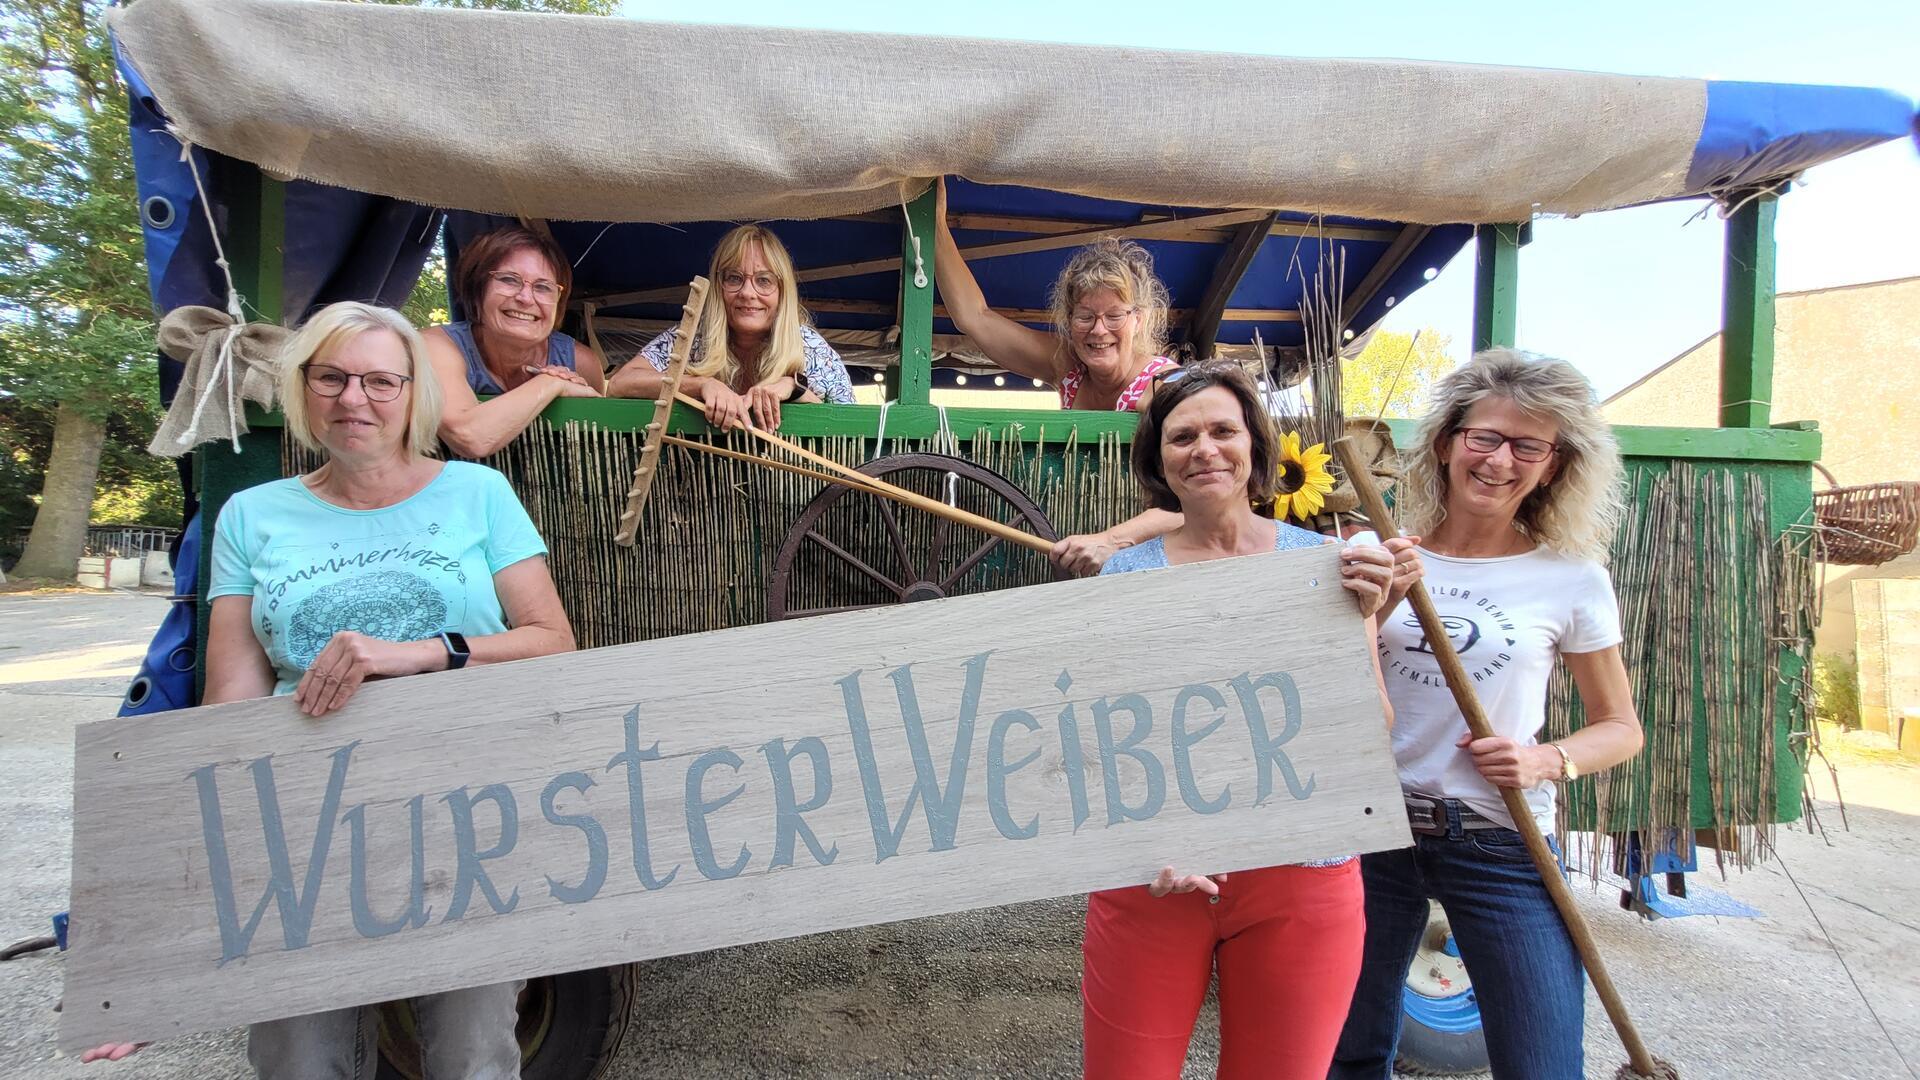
left=669, top=390, right=1054, bottom=555
left=1332, top=437, right=1673, bottom=1080
left=613, top=275, right=709, bottom=546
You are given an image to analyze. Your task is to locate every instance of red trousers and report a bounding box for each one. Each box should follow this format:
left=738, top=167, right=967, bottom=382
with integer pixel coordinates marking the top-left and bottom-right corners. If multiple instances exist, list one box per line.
left=1081, top=861, right=1365, bottom=1080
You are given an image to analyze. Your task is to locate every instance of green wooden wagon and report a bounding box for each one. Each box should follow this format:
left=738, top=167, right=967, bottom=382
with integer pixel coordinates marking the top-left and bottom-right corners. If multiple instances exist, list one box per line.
left=110, top=1, right=1916, bottom=1074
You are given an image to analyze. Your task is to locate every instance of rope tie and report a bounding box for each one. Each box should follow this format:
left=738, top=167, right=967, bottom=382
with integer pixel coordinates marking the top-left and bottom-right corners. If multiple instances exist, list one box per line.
left=934, top=404, right=959, bottom=506
left=899, top=184, right=928, bottom=289
left=170, top=128, right=251, bottom=452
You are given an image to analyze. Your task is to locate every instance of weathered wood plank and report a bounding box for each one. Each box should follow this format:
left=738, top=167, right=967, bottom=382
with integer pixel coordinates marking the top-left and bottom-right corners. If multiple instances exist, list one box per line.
left=61, top=545, right=1407, bottom=1051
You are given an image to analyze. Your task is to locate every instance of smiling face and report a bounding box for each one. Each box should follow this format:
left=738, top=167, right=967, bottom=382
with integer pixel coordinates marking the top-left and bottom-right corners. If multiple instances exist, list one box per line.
left=1067, top=286, right=1140, bottom=379
left=309, top=328, right=413, bottom=462
left=1160, top=385, right=1254, bottom=513
left=1441, top=396, right=1561, bottom=524
left=477, top=246, right=561, bottom=344
left=722, top=241, right=781, bottom=341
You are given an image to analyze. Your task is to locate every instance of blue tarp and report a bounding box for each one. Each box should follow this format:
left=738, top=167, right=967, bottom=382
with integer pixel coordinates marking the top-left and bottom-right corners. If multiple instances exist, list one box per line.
left=119, top=24, right=1915, bottom=370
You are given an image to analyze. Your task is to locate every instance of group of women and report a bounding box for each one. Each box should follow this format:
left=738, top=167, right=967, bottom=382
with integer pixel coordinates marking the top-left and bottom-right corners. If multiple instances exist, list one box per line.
left=85, top=186, right=1644, bottom=1079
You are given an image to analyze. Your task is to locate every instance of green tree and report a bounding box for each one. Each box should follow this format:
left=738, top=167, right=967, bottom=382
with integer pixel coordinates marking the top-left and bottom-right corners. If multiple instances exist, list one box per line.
left=1340, top=328, right=1460, bottom=419
left=0, top=0, right=159, bottom=578
left=0, top=0, right=613, bottom=578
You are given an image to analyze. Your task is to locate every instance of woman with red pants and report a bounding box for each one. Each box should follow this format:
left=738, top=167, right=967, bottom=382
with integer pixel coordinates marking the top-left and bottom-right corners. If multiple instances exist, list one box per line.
left=1086, top=360, right=1415, bottom=1079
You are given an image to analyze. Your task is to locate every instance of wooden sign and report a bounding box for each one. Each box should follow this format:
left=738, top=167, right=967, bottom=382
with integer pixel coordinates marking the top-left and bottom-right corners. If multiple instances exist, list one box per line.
left=61, top=545, right=1409, bottom=1050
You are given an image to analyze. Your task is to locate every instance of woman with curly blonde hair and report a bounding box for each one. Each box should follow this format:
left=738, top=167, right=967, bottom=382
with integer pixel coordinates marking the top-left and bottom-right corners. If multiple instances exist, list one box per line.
left=933, top=178, right=1182, bottom=573
left=1329, top=348, right=1643, bottom=1080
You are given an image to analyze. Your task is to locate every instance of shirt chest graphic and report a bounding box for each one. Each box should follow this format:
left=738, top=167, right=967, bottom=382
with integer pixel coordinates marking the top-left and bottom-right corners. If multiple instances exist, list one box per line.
left=1377, top=582, right=1525, bottom=688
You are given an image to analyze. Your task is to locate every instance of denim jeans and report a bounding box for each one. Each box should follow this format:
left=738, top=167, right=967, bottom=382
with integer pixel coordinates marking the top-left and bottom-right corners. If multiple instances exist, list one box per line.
left=246, top=981, right=524, bottom=1080
left=1328, top=813, right=1583, bottom=1080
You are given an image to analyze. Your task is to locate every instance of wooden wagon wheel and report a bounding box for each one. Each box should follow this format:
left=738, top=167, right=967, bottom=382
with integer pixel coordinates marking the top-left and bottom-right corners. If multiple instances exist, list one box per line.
left=768, top=453, right=1065, bottom=621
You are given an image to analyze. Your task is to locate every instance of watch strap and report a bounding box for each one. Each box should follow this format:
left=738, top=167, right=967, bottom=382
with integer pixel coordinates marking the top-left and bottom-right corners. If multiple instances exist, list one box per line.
left=438, top=631, right=471, bottom=670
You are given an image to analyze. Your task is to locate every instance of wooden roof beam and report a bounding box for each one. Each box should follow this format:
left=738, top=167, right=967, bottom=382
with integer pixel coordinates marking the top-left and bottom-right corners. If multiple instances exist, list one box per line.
left=1339, top=223, right=1432, bottom=333
left=578, top=209, right=1278, bottom=309
left=1186, top=211, right=1280, bottom=359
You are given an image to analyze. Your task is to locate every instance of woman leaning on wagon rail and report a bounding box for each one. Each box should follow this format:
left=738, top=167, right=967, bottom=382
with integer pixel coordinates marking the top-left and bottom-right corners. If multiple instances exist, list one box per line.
left=932, top=178, right=1186, bottom=574
left=84, top=302, right=575, bottom=1077
left=423, top=225, right=607, bottom=458
left=1328, top=349, right=1644, bottom=1080
left=608, top=223, right=856, bottom=430
left=1087, top=360, right=1411, bottom=1080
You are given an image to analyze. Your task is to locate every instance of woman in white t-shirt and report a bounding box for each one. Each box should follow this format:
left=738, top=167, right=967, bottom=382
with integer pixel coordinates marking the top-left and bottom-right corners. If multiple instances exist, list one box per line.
left=1329, top=349, right=1643, bottom=1080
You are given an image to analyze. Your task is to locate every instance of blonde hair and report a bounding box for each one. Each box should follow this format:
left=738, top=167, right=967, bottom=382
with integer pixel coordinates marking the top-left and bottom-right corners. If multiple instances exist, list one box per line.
left=279, top=301, right=442, bottom=459
left=1398, top=348, right=1624, bottom=563
left=1046, top=239, right=1171, bottom=367
left=686, top=225, right=809, bottom=388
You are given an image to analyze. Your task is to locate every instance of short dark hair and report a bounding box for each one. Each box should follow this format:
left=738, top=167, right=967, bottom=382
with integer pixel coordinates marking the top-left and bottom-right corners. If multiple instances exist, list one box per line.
left=1130, top=360, right=1279, bottom=513
left=451, top=227, right=573, bottom=326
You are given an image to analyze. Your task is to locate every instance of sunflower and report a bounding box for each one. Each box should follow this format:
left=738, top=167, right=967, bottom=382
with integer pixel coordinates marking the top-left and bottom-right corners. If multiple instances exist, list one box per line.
left=1272, top=431, right=1336, bottom=521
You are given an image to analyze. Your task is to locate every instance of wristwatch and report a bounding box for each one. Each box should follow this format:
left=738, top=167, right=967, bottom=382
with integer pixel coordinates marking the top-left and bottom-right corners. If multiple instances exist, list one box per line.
left=438, top=631, right=471, bottom=671
left=1549, top=742, right=1578, bottom=782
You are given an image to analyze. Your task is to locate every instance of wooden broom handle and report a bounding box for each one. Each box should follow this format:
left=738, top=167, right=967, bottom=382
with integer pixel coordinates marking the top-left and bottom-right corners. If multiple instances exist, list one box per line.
left=672, top=391, right=1054, bottom=554
left=1332, top=437, right=1659, bottom=1077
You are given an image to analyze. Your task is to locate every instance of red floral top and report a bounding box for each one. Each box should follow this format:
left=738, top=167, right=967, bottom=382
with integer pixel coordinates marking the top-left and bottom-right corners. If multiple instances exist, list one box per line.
left=1057, top=356, right=1180, bottom=412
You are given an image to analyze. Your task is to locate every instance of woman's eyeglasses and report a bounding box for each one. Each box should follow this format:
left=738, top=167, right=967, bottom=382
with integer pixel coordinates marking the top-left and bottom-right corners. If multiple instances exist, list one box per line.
left=303, top=363, right=412, bottom=402
left=721, top=271, right=779, bottom=295
left=488, top=271, right=562, bottom=303
left=1068, top=307, right=1137, bottom=332
left=1456, top=427, right=1558, bottom=463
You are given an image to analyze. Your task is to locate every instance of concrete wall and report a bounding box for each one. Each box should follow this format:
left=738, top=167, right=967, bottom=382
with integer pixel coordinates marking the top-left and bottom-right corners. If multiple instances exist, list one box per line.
left=1854, top=578, right=1920, bottom=751
left=1604, top=276, right=1920, bottom=658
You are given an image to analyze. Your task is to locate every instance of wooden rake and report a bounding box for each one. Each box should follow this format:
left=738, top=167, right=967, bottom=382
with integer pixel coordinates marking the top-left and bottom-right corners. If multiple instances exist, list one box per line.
left=1332, top=436, right=1679, bottom=1080
left=614, top=275, right=709, bottom=546
left=608, top=276, right=1051, bottom=556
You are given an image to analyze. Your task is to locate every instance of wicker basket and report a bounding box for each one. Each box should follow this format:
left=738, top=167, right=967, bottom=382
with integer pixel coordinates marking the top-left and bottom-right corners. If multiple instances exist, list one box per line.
left=1814, top=480, right=1920, bottom=565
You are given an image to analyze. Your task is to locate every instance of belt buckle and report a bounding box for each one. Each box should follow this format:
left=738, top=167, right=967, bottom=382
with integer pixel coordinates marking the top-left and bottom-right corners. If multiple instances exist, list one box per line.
left=1404, top=794, right=1446, bottom=836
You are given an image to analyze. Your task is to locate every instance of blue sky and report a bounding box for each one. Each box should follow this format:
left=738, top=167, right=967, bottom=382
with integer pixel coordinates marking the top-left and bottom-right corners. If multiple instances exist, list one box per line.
left=622, top=0, right=1918, bottom=398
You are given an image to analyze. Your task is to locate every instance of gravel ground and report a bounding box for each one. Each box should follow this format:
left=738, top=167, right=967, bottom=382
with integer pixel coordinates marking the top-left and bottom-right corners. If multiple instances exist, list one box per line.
left=3, top=591, right=1916, bottom=1079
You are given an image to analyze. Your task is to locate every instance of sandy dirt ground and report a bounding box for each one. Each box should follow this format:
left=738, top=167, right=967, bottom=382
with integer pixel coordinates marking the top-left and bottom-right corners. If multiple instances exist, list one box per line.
left=2, top=591, right=1915, bottom=1079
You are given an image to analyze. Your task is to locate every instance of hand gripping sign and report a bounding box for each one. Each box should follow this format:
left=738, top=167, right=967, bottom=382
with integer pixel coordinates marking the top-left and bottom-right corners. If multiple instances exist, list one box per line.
left=62, top=544, right=1408, bottom=1050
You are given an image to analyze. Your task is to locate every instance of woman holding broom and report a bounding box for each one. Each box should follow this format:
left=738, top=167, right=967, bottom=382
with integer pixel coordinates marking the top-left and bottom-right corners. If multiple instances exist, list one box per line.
left=1328, top=348, right=1644, bottom=1080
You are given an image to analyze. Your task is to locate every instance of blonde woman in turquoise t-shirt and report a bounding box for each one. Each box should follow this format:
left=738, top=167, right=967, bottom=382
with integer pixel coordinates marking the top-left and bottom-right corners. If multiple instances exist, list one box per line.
left=84, top=302, right=573, bottom=1078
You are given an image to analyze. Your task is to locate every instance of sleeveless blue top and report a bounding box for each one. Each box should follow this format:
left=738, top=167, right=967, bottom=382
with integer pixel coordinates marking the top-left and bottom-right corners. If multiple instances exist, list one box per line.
left=443, top=321, right=577, bottom=394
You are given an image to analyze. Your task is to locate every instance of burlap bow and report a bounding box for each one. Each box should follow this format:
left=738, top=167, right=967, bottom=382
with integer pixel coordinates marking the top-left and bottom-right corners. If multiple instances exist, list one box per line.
left=148, top=305, right=291, bottom=456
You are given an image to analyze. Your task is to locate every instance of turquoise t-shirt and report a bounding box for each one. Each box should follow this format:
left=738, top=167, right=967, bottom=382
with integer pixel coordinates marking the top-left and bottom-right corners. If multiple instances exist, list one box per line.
left=208, top=461, right=548, bottom=695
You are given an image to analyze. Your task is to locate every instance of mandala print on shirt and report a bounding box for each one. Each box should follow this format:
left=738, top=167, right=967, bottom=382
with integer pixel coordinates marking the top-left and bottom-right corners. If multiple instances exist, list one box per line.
left=287, top=570, right=448, bottom=669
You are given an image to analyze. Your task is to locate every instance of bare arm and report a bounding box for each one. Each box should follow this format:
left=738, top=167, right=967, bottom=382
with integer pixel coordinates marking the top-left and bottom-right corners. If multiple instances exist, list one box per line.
left=425, top=327, right=573, bottom=459
left=932, top=178, right=1063, bottom=383
left=1051, top=507, right=1184, bottom=576
left=573, top=340, right=607, bottom=393
left=1459, top=644, right=1642, bottom=788
left=204, top=595, right=278, bottom=706
left=292, top=556, right=576, bottom=717
left=1552, top=646, right=1643, bottom=773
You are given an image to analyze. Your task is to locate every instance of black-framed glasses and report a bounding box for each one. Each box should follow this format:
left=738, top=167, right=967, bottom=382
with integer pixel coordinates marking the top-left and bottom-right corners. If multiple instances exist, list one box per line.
left=1456, top=427, right=1558, bottom=463
left=487, top=271, right=562, bottom=303
left=303, top=363, right=412, bottom=402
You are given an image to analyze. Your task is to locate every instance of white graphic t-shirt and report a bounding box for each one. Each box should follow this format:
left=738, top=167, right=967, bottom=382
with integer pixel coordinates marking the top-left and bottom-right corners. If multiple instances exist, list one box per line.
left=1377, top=545, right=1621, bottom=829
left=209, top=462, right=548, bottom=695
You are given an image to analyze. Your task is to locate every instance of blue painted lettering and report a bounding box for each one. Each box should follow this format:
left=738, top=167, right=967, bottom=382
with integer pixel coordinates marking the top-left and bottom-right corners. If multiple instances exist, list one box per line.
left=441, top=784, right=520, bottom=920
left=684, top=749, right=751, bottom=880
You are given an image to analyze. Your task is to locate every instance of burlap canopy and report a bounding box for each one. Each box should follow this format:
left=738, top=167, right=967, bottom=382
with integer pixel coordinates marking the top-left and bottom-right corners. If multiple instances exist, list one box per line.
left=111, top=0, right=1709, bottom=226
